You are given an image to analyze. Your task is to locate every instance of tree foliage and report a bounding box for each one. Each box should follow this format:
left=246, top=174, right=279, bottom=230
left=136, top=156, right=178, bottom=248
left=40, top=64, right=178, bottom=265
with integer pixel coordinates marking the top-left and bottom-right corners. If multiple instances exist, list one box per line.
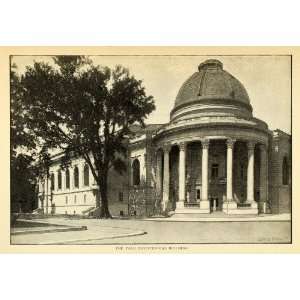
left=19, top=56, right=155, bottom=217
left=10, top=65, right=39, bottom=212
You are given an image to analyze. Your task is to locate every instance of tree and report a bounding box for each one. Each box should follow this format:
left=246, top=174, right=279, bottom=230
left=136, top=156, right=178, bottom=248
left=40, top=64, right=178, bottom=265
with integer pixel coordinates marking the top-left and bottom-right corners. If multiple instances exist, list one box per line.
left=20, top=56, right=155, bottom=218
left=10, top=65, right=38, bottom=213
left=11, top=154, right=38, bottom=213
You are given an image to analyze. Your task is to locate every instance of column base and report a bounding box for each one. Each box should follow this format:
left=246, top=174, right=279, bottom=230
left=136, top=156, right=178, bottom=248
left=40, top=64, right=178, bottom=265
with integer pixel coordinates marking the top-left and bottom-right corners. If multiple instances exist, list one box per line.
left=161, top=201, right=169, bottom=212
left=198, top=200, right=211, bottom=214
left=176, top=201, right=185, bottom=209
left=235, top=201, right=258, bottom=215
left=245, top=201, right=258, bottom=209
left=222, top=201, right=238, bottom=214
left=258, top=201, right=270, bottom=214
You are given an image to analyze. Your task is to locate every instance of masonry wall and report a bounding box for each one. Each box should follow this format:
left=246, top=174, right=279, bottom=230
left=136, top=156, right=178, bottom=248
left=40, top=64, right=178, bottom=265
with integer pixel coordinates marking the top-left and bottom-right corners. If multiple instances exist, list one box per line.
left=127, top=134, right=158, bottom=217
left=269, top=131, right=291, bottom=214
left=38, top=155, right=129, bottom=217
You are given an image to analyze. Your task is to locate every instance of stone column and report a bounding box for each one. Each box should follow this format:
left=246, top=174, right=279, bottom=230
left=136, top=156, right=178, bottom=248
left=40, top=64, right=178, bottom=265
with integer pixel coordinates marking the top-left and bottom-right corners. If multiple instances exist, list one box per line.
left=156, top=150, right=163, bottom=197
left=79, top=162, right=85, bottom=188
left=45, top=174, right=50, bottom=215
left=247, top=141, right=258, bottom=209
left=223, top=138, right=237, bottom=213
left=62, top=169, right=65, bottom=191
left=162, top=144, right=171, bottom=212
left=259, top=144, right=268, bottom=213
left=177, top=142, right=186, bottom=209
left=69, top=166, right=74, bottom=190
left=200, top=139, right=210, bottom=213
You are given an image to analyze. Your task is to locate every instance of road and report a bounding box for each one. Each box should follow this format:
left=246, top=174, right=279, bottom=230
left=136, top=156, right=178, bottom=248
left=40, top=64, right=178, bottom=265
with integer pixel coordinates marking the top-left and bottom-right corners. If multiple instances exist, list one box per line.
left=11, top=217, right=291, bottom=245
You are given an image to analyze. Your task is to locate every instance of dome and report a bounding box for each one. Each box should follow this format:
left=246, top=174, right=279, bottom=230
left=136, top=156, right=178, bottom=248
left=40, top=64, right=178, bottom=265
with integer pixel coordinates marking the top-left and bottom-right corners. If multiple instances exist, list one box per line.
left=154, top=59, right=268, bottom=141
left=175, top=59, right=250, bottom=107
left=171, top=59, right=253, bottom=121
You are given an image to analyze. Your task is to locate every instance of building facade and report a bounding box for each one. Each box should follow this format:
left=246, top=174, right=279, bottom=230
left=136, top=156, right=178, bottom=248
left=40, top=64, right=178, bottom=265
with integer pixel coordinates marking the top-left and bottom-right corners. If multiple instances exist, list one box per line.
left=38, top=59, right=291, bottom=217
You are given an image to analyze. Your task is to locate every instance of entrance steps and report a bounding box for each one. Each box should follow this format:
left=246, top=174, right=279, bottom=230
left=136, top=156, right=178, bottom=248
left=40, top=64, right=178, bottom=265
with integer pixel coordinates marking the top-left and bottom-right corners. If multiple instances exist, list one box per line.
left=172, top=208, right=259, bottom=218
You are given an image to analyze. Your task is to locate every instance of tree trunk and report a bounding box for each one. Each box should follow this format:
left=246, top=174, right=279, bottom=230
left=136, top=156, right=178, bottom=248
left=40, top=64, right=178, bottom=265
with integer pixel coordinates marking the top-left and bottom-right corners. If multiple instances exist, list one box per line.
left=98, top=173, right=112, bottom=219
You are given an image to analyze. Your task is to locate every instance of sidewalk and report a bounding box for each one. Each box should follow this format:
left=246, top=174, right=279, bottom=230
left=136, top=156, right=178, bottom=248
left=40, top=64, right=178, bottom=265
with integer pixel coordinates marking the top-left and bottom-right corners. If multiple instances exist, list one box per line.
left=144, top=213, right=291, bottom=222
left=11, top=224, right=87, bottom=235
left=11, top=218, right=147, bottom=245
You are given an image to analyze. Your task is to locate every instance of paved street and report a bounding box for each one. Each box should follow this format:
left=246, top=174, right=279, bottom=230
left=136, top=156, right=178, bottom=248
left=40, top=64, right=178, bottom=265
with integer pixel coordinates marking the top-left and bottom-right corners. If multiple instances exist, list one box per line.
left=11, top=217, right=291, bottom=245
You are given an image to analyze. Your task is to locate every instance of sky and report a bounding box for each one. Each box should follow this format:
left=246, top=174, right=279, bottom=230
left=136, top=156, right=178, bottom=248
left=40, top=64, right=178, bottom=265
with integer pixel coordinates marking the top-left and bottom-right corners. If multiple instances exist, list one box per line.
left=12, top=55, right=291, bottom=134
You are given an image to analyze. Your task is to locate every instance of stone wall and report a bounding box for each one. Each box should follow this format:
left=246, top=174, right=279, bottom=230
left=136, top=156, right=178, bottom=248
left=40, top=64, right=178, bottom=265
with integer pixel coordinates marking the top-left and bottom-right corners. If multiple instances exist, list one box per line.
left=38, top=154, right=130, bottom=217
left=269, top=130, right=291, bottom=214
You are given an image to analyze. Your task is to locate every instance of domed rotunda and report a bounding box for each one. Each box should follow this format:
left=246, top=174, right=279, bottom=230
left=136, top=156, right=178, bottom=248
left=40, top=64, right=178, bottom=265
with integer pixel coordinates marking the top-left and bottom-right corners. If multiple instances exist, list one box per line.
left=146, top=59, right=290, bottom=216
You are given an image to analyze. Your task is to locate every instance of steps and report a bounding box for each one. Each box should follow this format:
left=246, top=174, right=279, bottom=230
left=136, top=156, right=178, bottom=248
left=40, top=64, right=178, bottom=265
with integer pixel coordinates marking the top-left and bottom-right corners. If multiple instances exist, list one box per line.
left=172, top=207, right=259, bottom=218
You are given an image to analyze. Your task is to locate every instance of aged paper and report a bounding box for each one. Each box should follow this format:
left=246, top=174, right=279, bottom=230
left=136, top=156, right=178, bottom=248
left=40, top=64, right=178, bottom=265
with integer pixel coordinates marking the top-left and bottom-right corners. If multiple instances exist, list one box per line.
left=1, top=46, right=298, bottom=253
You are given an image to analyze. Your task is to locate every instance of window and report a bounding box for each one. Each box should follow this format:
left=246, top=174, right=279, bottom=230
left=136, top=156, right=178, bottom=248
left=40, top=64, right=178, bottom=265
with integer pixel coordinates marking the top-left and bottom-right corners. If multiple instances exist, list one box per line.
left=211, top=164, right=219, bottom=179
left=132, top=159, right=140, bottom=186
left=84, top=164, right=89, bottom=186
left=50, top=173, right=55, bottom=191
left=119, top=191, right=123, bottom=202
left=58, top=170, right=62, bottom=190
left=74, top=166, right=79, bottom=188
left=65, top=168, right=70, bottom=189
left=74, top=195, right=77, bottom=204
left=282, top=156, right=289, bottom=185
left=196, top=189, right=201, bottom=200
left=65, top=196, right=68, bottom=204
left=84, top=194, right=87, bottom=204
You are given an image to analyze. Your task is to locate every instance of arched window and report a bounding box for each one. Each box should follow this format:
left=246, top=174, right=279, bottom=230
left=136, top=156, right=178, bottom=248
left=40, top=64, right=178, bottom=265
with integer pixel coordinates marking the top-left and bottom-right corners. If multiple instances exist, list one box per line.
left=50, top=173, right=55, bottom=191
left=282, top=156, right=289, bottom=185
left=74, top=166, right=79, bottom=188
left=58, top=170, right=62, bottom=190
left=84, top=164, right=89, bottom=186
left=65, top=168, right=70, bottom=189
left=132, top=159, right=140, bottom=186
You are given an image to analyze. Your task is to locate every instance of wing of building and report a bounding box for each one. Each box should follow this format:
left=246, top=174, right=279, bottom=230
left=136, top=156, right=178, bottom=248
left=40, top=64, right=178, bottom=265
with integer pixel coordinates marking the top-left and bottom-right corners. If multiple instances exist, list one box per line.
left=37, top=59, right=291, bottom=217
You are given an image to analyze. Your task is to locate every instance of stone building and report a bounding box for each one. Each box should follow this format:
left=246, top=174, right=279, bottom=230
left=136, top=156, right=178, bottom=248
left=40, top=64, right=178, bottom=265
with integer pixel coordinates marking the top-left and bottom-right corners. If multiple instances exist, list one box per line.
left=38, top=59, right=291, bottom=217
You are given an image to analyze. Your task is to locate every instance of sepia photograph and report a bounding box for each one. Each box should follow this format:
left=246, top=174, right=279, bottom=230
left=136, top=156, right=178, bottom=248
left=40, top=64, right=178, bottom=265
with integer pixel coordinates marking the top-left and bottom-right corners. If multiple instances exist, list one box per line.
left=2, top=1, right=300, bottom=299
left=9, top=53, right=292, bottom=246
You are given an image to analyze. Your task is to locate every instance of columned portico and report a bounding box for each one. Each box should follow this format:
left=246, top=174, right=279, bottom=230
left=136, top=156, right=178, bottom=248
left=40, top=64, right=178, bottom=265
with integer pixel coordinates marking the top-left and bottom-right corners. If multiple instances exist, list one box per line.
left=162, top=145, right=171, bottom=211
left=199, top=139, right=210, bottom=213
left=163, top=137, right=263, bottom=216
left=177, top=142, right=186, bottom=209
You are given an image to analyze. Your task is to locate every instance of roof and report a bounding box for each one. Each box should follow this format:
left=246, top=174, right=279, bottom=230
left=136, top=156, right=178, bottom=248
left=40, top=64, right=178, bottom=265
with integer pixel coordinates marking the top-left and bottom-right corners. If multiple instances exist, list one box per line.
left=130, top=123, right=164, bottom=134
left=48, top=123, right=165, bottom=161
left=174, top=59, right=250, bottom=110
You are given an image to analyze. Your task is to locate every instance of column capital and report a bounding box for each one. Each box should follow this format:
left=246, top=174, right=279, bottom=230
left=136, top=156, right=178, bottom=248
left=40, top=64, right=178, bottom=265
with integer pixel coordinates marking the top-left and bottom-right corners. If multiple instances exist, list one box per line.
left=258, top=143, right=267, bottom=152
left=226, top=138, right=236, bottom=148
left=247, top=141, right=256, bottom=151
left=163, top=144, right=172, bottom=153
left=201, top=139, right=210, bottom=149
left=178, top=142, right=187, bottom=151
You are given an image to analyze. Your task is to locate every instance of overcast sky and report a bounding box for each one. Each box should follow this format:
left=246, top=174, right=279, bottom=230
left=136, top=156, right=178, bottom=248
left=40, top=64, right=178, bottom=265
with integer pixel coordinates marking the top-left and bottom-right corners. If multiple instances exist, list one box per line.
left=12, top=55, right=291, bottom=134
